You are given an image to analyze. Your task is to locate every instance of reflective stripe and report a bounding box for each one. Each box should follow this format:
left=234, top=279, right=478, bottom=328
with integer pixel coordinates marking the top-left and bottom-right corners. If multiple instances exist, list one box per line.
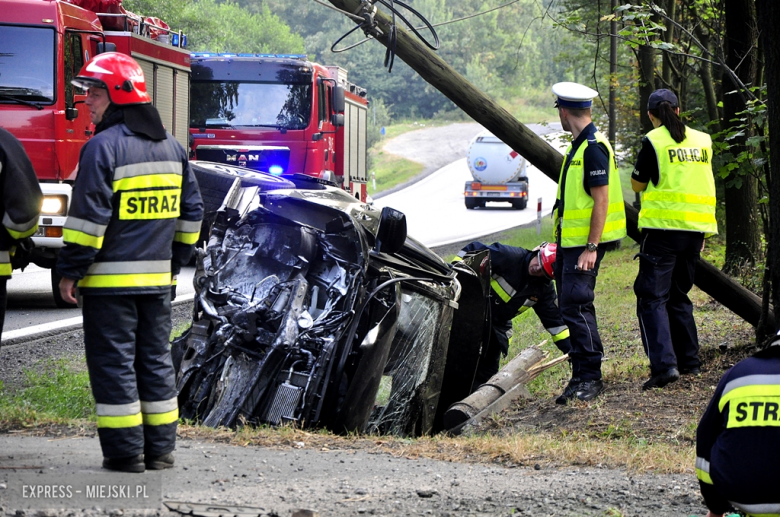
left=175, top=219, right=202, bottom=234
left=490, top=275, right=515, bottom=302
left=560, top=217, right=627, bottom=239
left=64, top=216, right=108, bottom=237
left=451, top=256, right=463, bottom=262
left=86, top=260, right=171, bottom=276
left=642, top=191, right=716, bottom=206
left=562, top=201, right=626, bottom=221
left=639, top=208, right=716, bottom=225
left=79, top=272, right=172, bottom=289
left=174, top=230, right=200, bottom=245
left=114, top=173, right=182, bottom=192
left=143, top=408, right=179, bottom=426
left=0, top=251, right=9, bottom=263
left=140, top=398, right=178, bottom=414
left=516, top=298, right=536, bottom=315
left=62, top=229, right=104, bottom=249
left=97, top=413, right=143, bottom=429
left=0, top=263, right=11, bottom=276
left=96, top=401, right=141, bottom=416
left=730, top=501, right=780, bottom=516
left=719, top=375, right=780, bottom=411
left=113, top=161, right=182, bottom=183
left=3, top=212, right=39, bottom=239
left=550, top=327, right=570, bottom=342
left=695, top=456, right=713, bottom=484
left=517, top=306, right=530, bottom=315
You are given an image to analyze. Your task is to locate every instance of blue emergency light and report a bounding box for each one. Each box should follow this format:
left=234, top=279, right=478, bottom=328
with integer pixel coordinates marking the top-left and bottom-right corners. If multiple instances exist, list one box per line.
left=269, top=165, right=284, bottom=176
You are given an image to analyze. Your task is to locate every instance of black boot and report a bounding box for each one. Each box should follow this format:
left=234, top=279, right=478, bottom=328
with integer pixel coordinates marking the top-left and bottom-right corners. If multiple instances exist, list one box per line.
left=575, top=379, right=604, bottom=401
left=145, top=452, right=175, bottom=470
left=555, top=377, right=582, bottom=405
left=642, top=368, right=680, bottom=390
left=103, top=454, right=145, bottom=473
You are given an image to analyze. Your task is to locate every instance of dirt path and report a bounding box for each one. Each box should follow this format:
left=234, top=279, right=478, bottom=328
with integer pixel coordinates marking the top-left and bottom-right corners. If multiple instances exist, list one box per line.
left=0, top=433, right=705, bottom=516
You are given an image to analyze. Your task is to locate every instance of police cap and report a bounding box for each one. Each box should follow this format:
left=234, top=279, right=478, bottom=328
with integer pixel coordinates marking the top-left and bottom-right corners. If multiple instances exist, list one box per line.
left=552, top=82, right=599, bottom=109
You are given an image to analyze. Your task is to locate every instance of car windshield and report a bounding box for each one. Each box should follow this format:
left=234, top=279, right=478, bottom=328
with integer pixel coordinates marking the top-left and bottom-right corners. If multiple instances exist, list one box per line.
left=0, top=25, right=55, bottom=103
left=190, top=82, right=311, bottom=130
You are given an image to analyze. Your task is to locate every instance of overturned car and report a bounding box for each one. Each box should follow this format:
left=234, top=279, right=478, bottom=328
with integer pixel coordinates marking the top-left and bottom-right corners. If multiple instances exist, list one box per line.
left=172, top=166, right=492, bottom=436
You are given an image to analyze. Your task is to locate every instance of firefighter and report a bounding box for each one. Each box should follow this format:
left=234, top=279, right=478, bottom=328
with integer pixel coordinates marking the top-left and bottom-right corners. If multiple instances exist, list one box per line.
left=56, top=53, right=203, bottom=473
left=0, top=128, right=43, bottom=345
left=454, top=241, right=571, bottom=391
left=696, top=331, right=780, bottom=517
left=632, top=89, right=717, bottom=390
left=551, top=82, right=627, bottom=404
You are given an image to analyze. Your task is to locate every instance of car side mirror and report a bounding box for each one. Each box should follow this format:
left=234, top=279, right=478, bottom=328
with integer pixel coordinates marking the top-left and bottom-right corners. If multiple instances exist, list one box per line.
left=65, top=107, right=79, bottom=121
left=330, top=113, right=344, bottom=127
left=332, top=85, right=345, bottom=113
left=374, top=207, right=407, bottom=255
left=97, top=42, right=117, bottom=54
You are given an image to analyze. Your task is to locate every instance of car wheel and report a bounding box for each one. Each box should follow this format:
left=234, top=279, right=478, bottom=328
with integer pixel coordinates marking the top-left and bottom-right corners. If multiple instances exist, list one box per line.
left=512, top=199, right=527, bottom=210
left=464, top=197, right=477, bottom=209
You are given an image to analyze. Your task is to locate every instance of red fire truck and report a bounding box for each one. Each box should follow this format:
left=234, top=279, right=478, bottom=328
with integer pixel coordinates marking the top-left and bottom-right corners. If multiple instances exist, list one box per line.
left=188, top=53, right=369, bottom=202
left=0, top=0, right=190, bottom=306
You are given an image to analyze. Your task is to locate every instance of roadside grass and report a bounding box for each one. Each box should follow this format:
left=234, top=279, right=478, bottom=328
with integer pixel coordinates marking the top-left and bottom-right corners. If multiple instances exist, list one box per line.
left=368, top=150, right=424, bottom=195
left=0, top=358, right=94, bottom=427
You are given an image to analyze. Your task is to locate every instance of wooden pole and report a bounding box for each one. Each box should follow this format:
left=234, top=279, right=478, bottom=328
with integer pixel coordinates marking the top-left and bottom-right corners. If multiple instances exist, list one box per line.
left=323, top=0, right=774, bottom=329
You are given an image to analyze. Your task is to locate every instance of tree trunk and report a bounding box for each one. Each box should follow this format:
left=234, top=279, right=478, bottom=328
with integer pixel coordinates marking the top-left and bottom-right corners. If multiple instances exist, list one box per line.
left=723, top=0, right=762, bottom=273
left=661, top=0, right=676, bottom=86
left=756, top=0, right=780, bottom=334
left=638, top=44, right=656, bottom=133
left=694, top=22, right=722, bottom=133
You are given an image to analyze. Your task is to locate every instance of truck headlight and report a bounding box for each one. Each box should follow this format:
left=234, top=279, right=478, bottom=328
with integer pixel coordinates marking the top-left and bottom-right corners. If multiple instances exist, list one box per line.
left=41, top=196, right=67, bottom=216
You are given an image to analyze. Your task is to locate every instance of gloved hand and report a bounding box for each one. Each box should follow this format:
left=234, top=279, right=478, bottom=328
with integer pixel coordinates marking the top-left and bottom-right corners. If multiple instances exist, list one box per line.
left=171, top=283, right=177, bottom=301
left=10, top=237, right=34, bottom=269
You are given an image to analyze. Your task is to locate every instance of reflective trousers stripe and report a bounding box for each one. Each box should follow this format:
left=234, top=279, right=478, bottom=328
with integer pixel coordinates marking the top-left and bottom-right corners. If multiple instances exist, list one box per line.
left=730, top=501, right=780, bottom=516
left=0, top=251, right=10, bottom=275
left=97, top=413, right=143, bottom=429
left=140, top=398, right=178, bottom=414
left=143, top=408, right=179, bottom=426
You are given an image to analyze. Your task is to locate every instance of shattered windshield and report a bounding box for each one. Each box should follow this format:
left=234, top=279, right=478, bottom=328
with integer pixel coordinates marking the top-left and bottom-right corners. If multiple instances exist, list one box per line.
left=0, top=25, right=55, bottom=103
left=190, top=82, right=311, bottom=130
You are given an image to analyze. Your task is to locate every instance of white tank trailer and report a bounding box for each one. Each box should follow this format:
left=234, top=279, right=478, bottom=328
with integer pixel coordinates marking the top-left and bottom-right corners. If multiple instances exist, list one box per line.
left=464, top=130, right=529, bottom=209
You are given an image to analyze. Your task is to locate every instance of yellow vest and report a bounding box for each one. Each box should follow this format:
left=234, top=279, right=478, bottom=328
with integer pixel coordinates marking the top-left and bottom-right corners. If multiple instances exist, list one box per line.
left=555, top=131, right=626, bottom=247
left=639, top=126, right=718, bottom=236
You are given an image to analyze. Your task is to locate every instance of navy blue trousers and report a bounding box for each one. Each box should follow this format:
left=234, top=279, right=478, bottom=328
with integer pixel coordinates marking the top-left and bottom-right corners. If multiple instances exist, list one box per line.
left=634, top=229, right=703, bottom=376
left=554, top=246, right=606, bottom=381
left=83, top=293, right=177, bottom=459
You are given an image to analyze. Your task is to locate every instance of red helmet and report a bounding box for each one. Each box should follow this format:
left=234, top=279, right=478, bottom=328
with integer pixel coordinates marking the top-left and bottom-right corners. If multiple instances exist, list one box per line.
left=72, top=52, right=151, bottom=105
left=536, top=242, right=557, bottom=279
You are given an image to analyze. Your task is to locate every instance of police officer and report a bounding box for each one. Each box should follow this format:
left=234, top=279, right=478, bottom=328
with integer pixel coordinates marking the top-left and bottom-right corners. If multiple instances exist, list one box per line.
left=56, top=53, right=203, bottom=473
left=0, top=128, right=43, bottom=345
left=551, top=82, right=627, bottom=404
left=632, top=89, right=717, bottom=390
left=696, top=331, right=780, bottom=517
left=454, top=241, right=571, bottom=391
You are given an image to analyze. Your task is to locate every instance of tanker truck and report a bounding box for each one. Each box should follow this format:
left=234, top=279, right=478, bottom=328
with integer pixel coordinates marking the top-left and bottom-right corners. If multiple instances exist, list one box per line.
left=464, top=130, right=529, bottom=210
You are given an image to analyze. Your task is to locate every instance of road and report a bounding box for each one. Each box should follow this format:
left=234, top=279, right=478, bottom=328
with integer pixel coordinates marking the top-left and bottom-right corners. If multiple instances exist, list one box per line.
left=3, top=122, right=564, bottom=339
left=374, top=122, right=565, bottom=247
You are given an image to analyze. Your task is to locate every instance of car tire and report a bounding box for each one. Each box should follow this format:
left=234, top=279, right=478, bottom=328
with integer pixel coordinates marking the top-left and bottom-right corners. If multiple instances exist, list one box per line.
left=464, top=197, right=478, bottom=210
left=512, top=199, right=527, bottom=210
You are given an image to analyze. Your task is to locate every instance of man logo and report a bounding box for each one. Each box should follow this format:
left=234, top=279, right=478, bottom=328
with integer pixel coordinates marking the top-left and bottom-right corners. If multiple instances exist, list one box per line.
left=226, top=154, right=260, bottom=167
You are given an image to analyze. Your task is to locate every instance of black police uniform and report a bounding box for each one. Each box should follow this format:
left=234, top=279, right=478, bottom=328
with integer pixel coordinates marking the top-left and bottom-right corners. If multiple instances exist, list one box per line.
left=457, top=242, right=571, bottom=390
left=632, top=139, right=703, bottom=376
left=553, top=123, right=610, bottom=382
left=696, top=340, right=780, bottom=516
left=57, top=106, right=203, bottom=460
left=0, top=128, right=43, bottom=344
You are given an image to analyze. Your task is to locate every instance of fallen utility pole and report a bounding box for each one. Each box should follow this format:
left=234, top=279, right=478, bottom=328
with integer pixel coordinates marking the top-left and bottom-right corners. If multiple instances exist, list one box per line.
left=324, top=0, right=774, bottom=329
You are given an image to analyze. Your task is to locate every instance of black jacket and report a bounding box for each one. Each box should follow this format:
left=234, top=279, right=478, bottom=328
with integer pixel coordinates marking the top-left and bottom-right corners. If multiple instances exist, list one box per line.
left=456, top=242, right=570, bottom=356
left=57, top=111, right=203, bottom=295
left=0, top=128, right=43, bottom=277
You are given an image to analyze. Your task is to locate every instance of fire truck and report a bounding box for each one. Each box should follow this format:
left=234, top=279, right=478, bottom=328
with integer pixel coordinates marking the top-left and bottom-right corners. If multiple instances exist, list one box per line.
left=188, top=53, right=369, bottom=202
left=0, top=0, right=190, bottom=307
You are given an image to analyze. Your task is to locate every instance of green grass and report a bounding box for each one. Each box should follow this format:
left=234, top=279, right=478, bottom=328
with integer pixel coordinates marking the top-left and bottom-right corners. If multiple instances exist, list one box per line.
left=0, top=358, right=94, bottom=425
left=368, top=150, right=424, bottom=195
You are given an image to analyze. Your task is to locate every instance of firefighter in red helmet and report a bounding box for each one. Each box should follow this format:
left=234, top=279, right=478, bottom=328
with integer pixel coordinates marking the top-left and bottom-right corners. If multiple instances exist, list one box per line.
left=56, top=53, right=203, bottom=472
left=453, top=241, right=570, bottom=392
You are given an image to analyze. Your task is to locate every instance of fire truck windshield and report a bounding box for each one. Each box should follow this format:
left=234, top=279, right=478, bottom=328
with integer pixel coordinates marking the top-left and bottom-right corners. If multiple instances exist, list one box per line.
left=190, top=82, right=311, bottom=130
left=0, top=25, right=55, bottom=103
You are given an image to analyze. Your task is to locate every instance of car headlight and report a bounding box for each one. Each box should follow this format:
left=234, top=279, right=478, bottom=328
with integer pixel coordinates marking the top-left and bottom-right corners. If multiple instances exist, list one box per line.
left=41, top=195, right=67, bottom=216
